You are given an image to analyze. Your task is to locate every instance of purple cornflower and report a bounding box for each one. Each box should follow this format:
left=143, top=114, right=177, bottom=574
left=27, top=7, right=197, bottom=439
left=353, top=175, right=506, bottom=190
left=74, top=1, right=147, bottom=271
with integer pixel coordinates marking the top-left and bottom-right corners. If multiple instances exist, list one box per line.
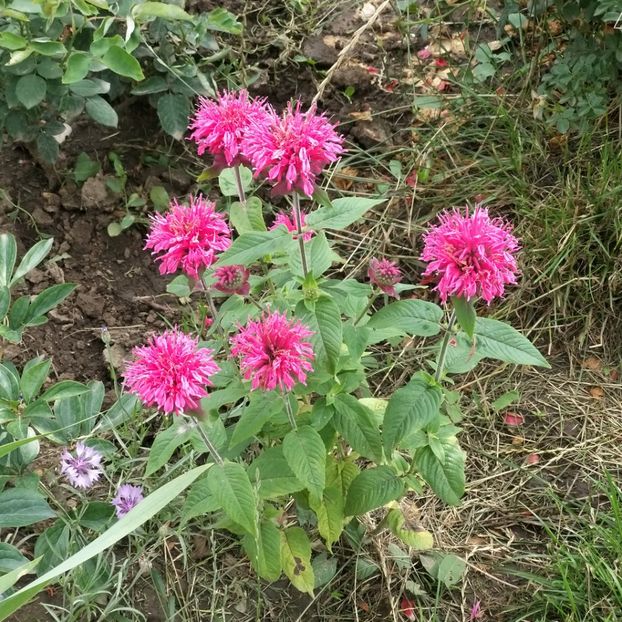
left=112, top=484, right=144, bottom=518
left=60, top=442, right=104, bottom=489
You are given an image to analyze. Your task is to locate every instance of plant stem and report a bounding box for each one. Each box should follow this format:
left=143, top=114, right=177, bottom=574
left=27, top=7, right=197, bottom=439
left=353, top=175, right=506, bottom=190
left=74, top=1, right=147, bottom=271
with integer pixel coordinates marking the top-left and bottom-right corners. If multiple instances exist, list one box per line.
left=284, top=395, right=297, bottom=430
left=292, top=193, right=309, bottom=278
left=233, top=164, right=246, bottom=205
left=192, top=416, right=224, bottom=465
left=354, top=293, right=378, bottom=326
left=201, top=282, right=230, bottom=355
left=434, top=310, right=457, bottom=382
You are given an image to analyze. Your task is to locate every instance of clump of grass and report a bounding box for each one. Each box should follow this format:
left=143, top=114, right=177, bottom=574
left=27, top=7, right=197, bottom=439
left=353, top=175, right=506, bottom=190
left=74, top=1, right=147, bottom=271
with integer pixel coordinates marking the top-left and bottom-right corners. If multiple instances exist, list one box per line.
left=509, top=474, right=622, bottom=622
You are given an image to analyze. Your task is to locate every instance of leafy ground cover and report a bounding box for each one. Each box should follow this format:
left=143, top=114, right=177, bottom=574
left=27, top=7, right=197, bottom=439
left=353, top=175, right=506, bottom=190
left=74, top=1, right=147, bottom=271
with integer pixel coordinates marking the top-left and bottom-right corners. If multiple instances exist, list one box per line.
left=0, top=0, right=621, bottom=620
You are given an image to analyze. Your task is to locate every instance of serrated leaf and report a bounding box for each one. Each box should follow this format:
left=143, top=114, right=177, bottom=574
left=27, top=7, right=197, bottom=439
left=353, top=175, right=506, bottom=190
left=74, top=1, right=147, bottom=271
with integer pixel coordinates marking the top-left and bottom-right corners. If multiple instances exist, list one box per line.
left=280, top=526, right=314, bottom=596
left=333, top=394, right=383, bottom=462
left=344, top=466, right=404, bottom=516
left=181, top=475, right=221, bottom=524
left=452, top=296, right=475, bottom=339
left=85, top=96, right=118, bottom=127
left=157, top=93, right=191, bottom=140
left=229, top=391, right=283, bottom=447
left=247, top=447, right=304, bottom=499
left=415, top=440, right=465, bottom=505
left=10, top=237, right=53, bottom=286
left=0, top=488, right=55, bottom=527
left=15, top=74, right=46, bottom=109
left=309, top=486, right=344, bottom=551
left=310, top=296, right=342, bottom=372
left=474, top=318, right=550, bottom=367
left=306, top=197, right=384, bottom=230
left=289, top=231, right=337, bottom=278
left=214, top=229, right=292, bottom=267
left=367, top=299, right=442, bottom=336
left=242, top=519, right=281, bottom=582
left=101, top=45, right=144, bottom=80
left=207, top=462, right=258, bottom=536
left=145, top=421, right=194, bottom=476
left=282, top=426, right=326, bottom=498
left=383, top=372, right=442, bottom=454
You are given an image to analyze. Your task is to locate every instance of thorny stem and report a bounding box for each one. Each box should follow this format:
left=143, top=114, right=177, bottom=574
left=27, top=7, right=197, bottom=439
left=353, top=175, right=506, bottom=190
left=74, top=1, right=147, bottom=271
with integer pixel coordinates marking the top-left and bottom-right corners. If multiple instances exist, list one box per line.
left=354, top=293, right=378, bottom=326
left=284, top=395, right=297, bottom=430
left=434, top=310, right=457, bottom=382
left=191, top=416, right=224, bottom=465
left=233, top=164, right=246, bottom=205
left=292, top=193, right=309, bottom=278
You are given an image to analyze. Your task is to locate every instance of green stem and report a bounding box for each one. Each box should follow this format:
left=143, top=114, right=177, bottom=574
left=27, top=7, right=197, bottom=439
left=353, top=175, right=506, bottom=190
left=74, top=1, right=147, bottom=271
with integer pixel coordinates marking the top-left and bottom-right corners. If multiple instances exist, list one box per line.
left=434, top=310, right=457, bottom=382
left=192, top=416, right=224, bottom=466
left=284, top=395, right=297, bottom=430
left=233, top=164, right=246, bottom=205
left=292, top=193, right=309, bottom=278
left=354, top=293, right=379, bottom=326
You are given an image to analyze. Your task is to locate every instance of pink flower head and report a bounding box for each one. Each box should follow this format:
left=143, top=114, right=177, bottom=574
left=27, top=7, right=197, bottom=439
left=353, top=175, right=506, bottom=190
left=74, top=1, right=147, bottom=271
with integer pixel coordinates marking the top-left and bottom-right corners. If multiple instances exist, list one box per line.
left=420, top=206, right=519, bottom=304
left=145, top=195, right=231, bottom=279
left=188, top=89, right=271, bottom=170
left=469, top=600, right=483, bottom=620
left=269, top=211, right=315, bottom=242
left=61, top=442, right=104, bottom=489
left=241, top=101, right=344, bottom=197
left=112, top=484, right=144, bottom=518
left=368, top=258, right=402, bottom=297
left=214, top=264, right=250, bottom=296
left=124, top=329, right=220, bottom=414
left=230, top=311, right=315, bottom=391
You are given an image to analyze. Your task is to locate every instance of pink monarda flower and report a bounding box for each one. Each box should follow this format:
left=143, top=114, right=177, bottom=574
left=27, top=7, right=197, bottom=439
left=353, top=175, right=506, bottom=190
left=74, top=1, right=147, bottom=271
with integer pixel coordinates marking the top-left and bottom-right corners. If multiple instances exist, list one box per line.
left=188, top=89, right=271, bottom=170
left=145, top=195, right=231, bottom=279
left=269, top=211, right=315, bottom=242
left=124, top=329, right=220, bottom=414
left=241, top=101, right=344, bottom=196
left=420, top=206, right=519, bottom=304
left=214, top=264, right=250, bottom=296
left=60, top=442, right=104, bottom=489
left=112, top=484, right=144, bottom=518
left=230, top=311, right=315, bottom=391
left=368, top=258, right=402, bottom=297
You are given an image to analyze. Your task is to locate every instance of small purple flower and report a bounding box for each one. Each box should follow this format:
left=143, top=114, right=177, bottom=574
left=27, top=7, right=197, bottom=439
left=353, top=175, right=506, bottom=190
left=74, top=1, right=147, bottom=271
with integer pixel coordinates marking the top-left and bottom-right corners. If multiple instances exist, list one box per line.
left=112, top=484, right=144, bottom=518
left=60, top=442, right=104, bottom=489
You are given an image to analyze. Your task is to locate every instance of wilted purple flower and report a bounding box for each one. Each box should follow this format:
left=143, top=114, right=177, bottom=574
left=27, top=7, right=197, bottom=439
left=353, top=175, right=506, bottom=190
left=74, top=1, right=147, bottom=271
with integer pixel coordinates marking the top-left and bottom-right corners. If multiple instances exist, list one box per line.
left=60, top=442, right=104, bottom=489
left=112, top=484, right=144, bottom=518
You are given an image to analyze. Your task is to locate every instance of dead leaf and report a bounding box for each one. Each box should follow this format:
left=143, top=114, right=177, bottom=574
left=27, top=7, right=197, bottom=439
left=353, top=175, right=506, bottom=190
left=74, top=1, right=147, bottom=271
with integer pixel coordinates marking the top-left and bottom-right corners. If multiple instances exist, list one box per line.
left=349, top=110, right=373, bottom=122
left=333, top=165, right=359, bottom=191
left=511, top=435, right=525, bottom=445
left=588, top=386, right=604, bottom=399
left=581, top=356, right=602, bottom=371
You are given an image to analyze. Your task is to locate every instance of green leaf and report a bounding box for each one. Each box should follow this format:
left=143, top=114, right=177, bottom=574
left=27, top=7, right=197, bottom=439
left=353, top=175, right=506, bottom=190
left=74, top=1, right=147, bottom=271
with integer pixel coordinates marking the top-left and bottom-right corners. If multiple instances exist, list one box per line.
left=69, top=78, right=110, bottom=97
left=73, top=152, right=100, bottom=183
left=132, top=1, right=193, bottom=21
left=415, top=440, right=465, bottom=505
left=333, top=394, right=383, bottom=463
left=310, top=297, right=342, bottom=372
left=30, top=40, right=66, bottom=56
left=145, top=421, right=194, bottom=476
left=280, top=526, right=314, bottom=596
left=229, top=197, right=265, bottom=234
left=282, top=426, right=326, bottom=499
left=181, top=475, right=221, bottom=524
left=0, top=558, right=41, bottom=596
left=0, top=465, right=210, bottom=620
left=15, top=74, right=46, bottom=109
left=166, top=274, right=191, bottom=298
left=40, top=380, right=88, bottom=402
left=306, top=197, right=384, bottom=230
left=214, top=229, right=292, bottom=268
left=0, top=488, right=55, bottom=527
left=0, top=287, right=9, bottom=320
left=20, top=357, right=51, bottom=403
left=78, top=501, right=114, bottom=531
left=386, top=508, right=434, bottom=551
left=208, top=462, right=258, bottom=536
left=0, top=32, right=27, bottom=51
left=383, top=372, right=442, bottom=454
left=157, top=93, right=191, bottom=140
left=10, top=237, right=53, bottom=286
left=0, top=234, right=17, bottom=287
left=36, top=132, right=59, bottom=164
left=309, top=486, right=344, bottom=552
left=367, top=299, right=442, bottom=336
left=206, top=7, right=242, bottom=34
left=62, top=51, right=91, bottom=84
left=0, top=543, right=28, bottom=573
left=242, top=519, right=281, bottom=582
left=473, top=318, right=550, bottom=367
left=101, top=45, right=144, bottom=80
left=0, top=363, right=20, bottom=400
left=149, top=185, right=169, bottom=211
left=344, top=466, right=404, bottom=516
left=491, top=390, right=520, bottom=412
left=229, top=392, right=283, bottom=447
left=85, top=96, right=118, bottom=127
left=218, top=166, right=252, bottom=197
left=247, top=447, right=304, bottom=499
left=25, top=283, right=76, bottom=322
left=289, top=231, right=338, bottom=279
left=452, top=296, right=475, bottom=339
